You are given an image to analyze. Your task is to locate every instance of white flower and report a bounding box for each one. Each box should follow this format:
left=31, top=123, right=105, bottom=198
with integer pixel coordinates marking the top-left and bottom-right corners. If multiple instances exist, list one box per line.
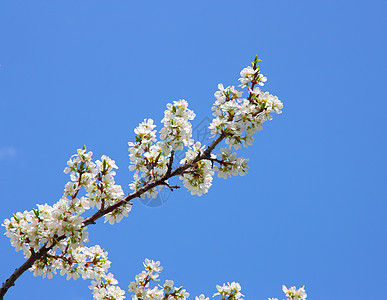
left=257, top=73, right=267, bottom=86
left=143, top=258, right=163, bottom=273
left=164, top=279, right=174, bottom=289
left=213, top=282, right=243, bottom=299
left=195, top=294, right=209, bottom=300
left=214, top=148, right=249, bottom=179
left=160, top=99, right=195, bottom=153
left=282, top=285, right=307, bottom=300
left=239, top=66, right=257, bottom=86
left=179, top=142, right=214, bottom=196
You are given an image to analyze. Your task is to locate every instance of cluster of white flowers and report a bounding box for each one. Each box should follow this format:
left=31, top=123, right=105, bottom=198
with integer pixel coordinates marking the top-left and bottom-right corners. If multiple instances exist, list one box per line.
left=1, top=57, right=299, bottom=300
left=2, top=202, right=87, bottom=259
left=282, top=285, right=307, bottom=300
left=2, top=147, right=129, bottom=299
left=210, top=83, right=283, bottom=150
left=213, top=148, right=249, bottom=179
left=2, top=148, right=97, bottom=258
left=179, top=142, right=215, bottom=196
left=128, top=258, right=190, bottom=300
left=30, top=245, right=125, bottom=299
left=64, top=147, right=129, bottom=225
left=90, top=276, right=126, bottom=300
left=238, top=65, right=267, bottom=87
left=128, top=100, right=196, bottom=199
left=125, top=57, right=283, bottom=198
left=209, top=57, right=282, bottom=152
left=213, top=282, right=244, bottom=300
left=268, top=285, right=307, bottom=300
left=128, top=119, right=169, bottom=199
left=160, top=99, right=195, bottom=153
left=88, top=155, right=130, bottom=225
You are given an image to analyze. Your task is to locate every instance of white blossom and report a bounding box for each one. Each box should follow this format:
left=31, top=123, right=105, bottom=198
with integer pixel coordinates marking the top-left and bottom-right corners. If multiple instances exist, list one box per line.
left=213, top=282, right=244, bottom=300
left=282, top=285, right=307, bottom=300
left=210, top=67, right=282, bottom=150
left=195, top=294, right=209, bottom=300
left=160, top=99, right=195, bottom=153
left=179, top=142, right=215, bottom=196
left=214, top=148, right=249, bottom=179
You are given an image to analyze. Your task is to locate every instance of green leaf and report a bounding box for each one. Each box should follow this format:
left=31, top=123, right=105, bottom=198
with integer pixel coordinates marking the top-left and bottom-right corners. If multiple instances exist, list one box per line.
left=33, top=208, right=39, bottom=218
left=12, top=213, right=19, bottom=222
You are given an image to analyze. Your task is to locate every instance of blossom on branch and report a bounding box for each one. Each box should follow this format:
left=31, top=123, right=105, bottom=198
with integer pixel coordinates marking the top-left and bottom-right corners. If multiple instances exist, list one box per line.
left=0, top=56, right=304, bottom=300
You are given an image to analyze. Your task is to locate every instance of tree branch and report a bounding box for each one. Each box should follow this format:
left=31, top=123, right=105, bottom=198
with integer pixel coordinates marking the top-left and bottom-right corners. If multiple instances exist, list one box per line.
left=0, top=133, right=227, bottom=299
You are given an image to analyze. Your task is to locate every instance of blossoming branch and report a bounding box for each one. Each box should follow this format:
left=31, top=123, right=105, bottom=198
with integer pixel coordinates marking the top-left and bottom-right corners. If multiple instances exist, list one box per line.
left=1, top=56, right=305, bottom=300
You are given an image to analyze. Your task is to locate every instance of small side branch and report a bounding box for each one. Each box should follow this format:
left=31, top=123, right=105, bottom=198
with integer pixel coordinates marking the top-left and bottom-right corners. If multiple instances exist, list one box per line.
left=160, top=181, right=180, bottom=191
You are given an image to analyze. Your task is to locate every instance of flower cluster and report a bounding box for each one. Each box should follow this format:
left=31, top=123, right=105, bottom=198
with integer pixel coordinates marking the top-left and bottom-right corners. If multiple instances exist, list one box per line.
left=32, top=244, right=125, bottom=300
left=128, top=259, right=190, bottom=300
left=2, top=147, right=129, bottom=299
left=125, top=57, right=282, bottom=198
left=238, top=65, right=267, bottom=87
left=209, top=57, right=282, bottom=151
left=2, top=56, right=292, bottom=300
left=282, top=285, right=307, bottom=300
left=128, top=100, right=196, bottom=199
left=90, top=273, right=126, bottom=300
left=88, top=155, right=130, bottom=225
left=64, top=147, right=128, bottom=225
left=31, top=245, right=105, bottom=279
left=128, top=119, right=169, bottom=199
left=2, top=148, right=97, bottom=258
left=179, top=142, right=215, bottom=196
left=213, top=282, right=244, bottom=300
left=2, top=202, right=87, bottom=259
left=268, top=285, right=307, bottom=300
left=160, top=99, right=195, bottom=154
left=213, top=148, right=249, bottom=179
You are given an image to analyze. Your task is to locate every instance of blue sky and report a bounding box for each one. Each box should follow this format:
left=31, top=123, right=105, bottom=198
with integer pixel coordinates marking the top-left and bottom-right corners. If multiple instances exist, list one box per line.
left=0, top=1, right=386, bottom=299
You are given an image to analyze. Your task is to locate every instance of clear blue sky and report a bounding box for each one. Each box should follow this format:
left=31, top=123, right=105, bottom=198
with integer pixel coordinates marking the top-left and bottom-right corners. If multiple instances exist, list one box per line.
left=1, top=1, right=386, bottom=299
